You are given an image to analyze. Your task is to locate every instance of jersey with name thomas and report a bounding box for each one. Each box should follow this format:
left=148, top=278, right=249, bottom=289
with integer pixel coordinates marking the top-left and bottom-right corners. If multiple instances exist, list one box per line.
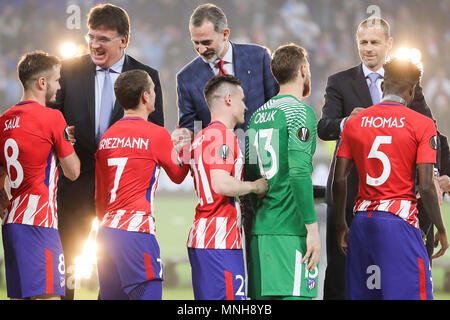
left=95, top=117, right=186, bottom=234
left=337, top=102, right=437, bottom=228
left=0, top=101, right=74, bottom=229
left=187, top=121, right=244, bottom=249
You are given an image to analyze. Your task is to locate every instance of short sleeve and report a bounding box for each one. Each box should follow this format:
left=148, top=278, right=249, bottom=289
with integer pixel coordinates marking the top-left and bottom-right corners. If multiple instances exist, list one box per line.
left=50, top=109, right=75, bottom=158
left=336, top=122, right=353, bottom=160
left=416, top=117, right=437, bottom=164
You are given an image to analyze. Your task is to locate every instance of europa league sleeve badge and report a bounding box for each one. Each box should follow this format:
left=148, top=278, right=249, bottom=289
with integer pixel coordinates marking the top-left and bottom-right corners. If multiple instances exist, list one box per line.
left=297, top=127, right=310, bottom=142
left=218, top=144, right=231, bottom=160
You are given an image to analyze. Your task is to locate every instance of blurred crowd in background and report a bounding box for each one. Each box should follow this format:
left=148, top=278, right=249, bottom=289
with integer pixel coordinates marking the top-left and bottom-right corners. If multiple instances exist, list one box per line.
left=0, top=0, right=449, bottom=188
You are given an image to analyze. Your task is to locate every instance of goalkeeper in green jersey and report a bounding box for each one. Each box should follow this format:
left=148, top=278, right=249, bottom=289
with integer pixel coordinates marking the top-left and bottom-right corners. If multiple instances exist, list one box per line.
left=245, top=43, right=321, bottom=300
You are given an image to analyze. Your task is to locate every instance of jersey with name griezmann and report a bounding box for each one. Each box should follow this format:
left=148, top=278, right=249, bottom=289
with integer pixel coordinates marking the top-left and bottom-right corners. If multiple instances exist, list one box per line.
left=0, top=101, right=74, bottom=229
left=95, top=117, right=185, bottom=234
left=337, top=102, right=437, bottom=228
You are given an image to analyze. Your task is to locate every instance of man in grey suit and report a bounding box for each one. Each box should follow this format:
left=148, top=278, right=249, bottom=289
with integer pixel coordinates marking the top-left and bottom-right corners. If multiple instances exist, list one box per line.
left=318, top=17, right=450, bottom=300
left=51, top=3, right=163, bottom=300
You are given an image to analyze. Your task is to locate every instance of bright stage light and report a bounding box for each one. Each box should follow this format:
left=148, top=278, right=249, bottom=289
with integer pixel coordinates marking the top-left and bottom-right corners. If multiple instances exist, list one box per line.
left=73, top=218, right=99, bottom=280
left=60, top=42, right=78, bottom=59
left=394, top=47, right=422, bottom=65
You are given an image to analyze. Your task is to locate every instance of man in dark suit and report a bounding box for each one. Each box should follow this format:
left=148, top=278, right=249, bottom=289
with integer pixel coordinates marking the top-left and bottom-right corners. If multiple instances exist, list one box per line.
left=50, top=3, right=163, bottom=300
left=176, top=3, right=279, bottom=136
left=318, top=17, right=450, bottom=300
left=175, top=3, right=279, bottom=258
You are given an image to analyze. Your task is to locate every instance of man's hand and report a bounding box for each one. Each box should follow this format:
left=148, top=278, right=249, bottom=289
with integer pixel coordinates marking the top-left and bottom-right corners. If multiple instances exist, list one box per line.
left=302, top=222, right=321, bottom=272
left=432, top=229, right=449, bottom=260
left=171, top=126, right=193, bottom=153
left=438, top=175, right=450, bottom=194
left=252, top=177, right=268, bottom=198
left=336, top=223, right=349, bottom=256
left=348, top=107, right=365, bottom=120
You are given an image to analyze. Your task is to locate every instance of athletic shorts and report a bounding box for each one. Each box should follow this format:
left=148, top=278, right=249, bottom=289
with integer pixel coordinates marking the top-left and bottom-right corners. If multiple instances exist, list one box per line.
left=188, top=248, right=246, bottom=300
left=96, top=227, right=163, bottom=300
left=346, top=211, right=433, bottom=300
left=2, top=223, right=66, bottom=299
left=248, top=234, right=318, bottom=299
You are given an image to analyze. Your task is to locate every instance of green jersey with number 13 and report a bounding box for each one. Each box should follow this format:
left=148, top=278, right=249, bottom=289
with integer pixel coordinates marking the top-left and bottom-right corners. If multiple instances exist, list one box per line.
left=245, top=95, right=318, bottom=236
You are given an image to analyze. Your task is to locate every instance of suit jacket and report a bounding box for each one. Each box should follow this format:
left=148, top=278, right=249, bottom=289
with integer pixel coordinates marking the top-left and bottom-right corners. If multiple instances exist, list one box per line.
left=318, top=63, right=449, bottom=210
left=176, top=42, right=279, bottom=132
left=50, top=53, right=164, bottom=219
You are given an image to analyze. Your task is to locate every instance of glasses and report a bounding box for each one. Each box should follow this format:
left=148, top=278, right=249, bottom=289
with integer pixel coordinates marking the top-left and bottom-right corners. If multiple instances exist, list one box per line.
left=85, top=33, right=122, bottom=45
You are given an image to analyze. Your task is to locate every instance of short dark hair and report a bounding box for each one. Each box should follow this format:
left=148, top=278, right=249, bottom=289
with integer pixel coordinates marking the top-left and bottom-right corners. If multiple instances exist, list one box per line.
left=114, top=70, right=151, bottom=110
left=190, top=3, right=228, bottom=32
left=358, top=17, right=391, bottom=40
left=17, top=50, right=60, bottom=90
left=271, top=43, right=308, bottom=85
left=88, top=3, right=130, bottom=40
left=383, top=57, right=422, bottom=94
left=203, top=74, right=242, bottom=108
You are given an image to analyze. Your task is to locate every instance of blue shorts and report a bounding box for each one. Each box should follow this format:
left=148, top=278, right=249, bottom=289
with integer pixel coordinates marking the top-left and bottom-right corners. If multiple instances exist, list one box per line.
left=2, top=224, right=66, bottom=299
left=188, top=248, right=246, bottom=300
left=96, top=227, right=163, bottom=300
left=346, top=211, right=433, bottom=300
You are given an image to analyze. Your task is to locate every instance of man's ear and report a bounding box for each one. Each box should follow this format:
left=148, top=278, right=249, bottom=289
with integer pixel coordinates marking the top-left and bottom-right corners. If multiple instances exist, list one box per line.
left=381, top=81, right=384, bottom=93
left=142, top=91, right=149, bottom=105
left=37, top=76, right=46, bottom=91
left=224, top=92, right=232, bottom=106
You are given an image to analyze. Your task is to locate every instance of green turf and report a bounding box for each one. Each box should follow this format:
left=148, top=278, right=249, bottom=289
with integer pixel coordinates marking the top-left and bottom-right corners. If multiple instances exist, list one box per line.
left=0, top=195, right=449, bottom=300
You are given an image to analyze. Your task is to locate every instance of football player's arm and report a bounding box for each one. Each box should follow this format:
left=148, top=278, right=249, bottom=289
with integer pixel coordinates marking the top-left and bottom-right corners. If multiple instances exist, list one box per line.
left=288, top=149, right=320, bottom=271
left=332, top=156, right=353, bottom=256
left=210, top=169, right=267, bottom=197
left=155, top=129, right=190, bottom=184
left=417, top=163, right=448, bottom=259
left=0, top=165, right=11, bottom=219
left=58, top=152, right=80, bottom=181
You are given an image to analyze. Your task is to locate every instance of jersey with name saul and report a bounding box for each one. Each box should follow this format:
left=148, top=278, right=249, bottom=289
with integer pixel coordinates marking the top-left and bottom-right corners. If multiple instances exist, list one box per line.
left=0, top=101, right=74, bottom=229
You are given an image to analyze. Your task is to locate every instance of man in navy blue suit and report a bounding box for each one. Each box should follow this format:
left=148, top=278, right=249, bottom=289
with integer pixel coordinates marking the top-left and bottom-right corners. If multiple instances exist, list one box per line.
left=176, top=3, right=279, bottom=137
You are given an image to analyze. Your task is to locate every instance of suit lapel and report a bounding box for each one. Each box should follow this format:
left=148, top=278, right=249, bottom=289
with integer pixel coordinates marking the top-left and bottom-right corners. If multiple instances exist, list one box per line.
left=232, top=43, right=251, bottom=99
left=110, top=54, right=130, bottom=123
left=195, top=58, right=214, bottom=94
left=352, top=64, right=373, bottom=108
left=83, top=58, right=97, bottom=137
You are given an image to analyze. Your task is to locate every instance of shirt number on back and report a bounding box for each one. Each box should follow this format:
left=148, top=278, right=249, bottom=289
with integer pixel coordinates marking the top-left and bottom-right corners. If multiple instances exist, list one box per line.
left=253, top=128, right=278, bottom=179
left=366, top=136, right=392, bottom=186
left=4, top=138, right=24, bottom=188
left=107, top=157, right=128, bottom=203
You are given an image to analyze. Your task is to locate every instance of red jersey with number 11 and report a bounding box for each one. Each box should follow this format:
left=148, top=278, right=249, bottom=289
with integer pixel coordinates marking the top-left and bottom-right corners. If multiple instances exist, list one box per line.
left=187, top=121, right=244, bottom=249
left=337, top=102, right=437, bottom=228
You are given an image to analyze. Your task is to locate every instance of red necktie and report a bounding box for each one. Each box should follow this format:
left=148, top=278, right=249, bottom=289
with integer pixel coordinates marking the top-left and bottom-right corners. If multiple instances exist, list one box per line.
left=218, top=59, right=227, bottom=75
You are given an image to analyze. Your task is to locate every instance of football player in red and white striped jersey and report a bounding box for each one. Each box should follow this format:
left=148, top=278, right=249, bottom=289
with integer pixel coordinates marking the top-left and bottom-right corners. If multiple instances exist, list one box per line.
left=0, top=51, right=80, bottom=300
left=185, top=75, right=267, bottom=300
left=95, top=70, right=189, bottom=300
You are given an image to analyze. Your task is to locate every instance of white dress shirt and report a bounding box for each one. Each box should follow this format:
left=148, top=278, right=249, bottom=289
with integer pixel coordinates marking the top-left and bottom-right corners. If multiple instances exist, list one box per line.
left=94, top=54, right=125, bottom=138
left=209, top=42, right=234, bottom=76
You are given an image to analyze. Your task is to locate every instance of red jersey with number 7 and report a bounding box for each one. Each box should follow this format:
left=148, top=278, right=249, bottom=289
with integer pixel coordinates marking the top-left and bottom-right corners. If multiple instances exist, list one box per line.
left=0, top=101, right=75, bottom=229
left=337, top=102, right=437, bottom=229
left=187, top=121, right=244, bottom=249
left=95, top=117, right=188, bottom=234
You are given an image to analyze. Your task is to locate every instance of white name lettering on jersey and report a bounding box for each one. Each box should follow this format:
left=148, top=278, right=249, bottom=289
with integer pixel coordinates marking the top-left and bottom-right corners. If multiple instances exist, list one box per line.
left=360, top=116, right=405, bottom=128
left=4, top=117, right=20, bottom=131
left=254, top=110, right=277, bottom=124
left=98, top=137, right=149, bottom=150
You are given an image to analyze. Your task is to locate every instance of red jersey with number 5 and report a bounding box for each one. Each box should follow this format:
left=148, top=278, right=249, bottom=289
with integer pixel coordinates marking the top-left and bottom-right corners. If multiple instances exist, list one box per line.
left=0, top=101, right=75, bottom=229
left=187, top=121, right=244, bottom=249
left=337, top=102, right=437, bottom=228
left=95, top=117, right=188, bottom=234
